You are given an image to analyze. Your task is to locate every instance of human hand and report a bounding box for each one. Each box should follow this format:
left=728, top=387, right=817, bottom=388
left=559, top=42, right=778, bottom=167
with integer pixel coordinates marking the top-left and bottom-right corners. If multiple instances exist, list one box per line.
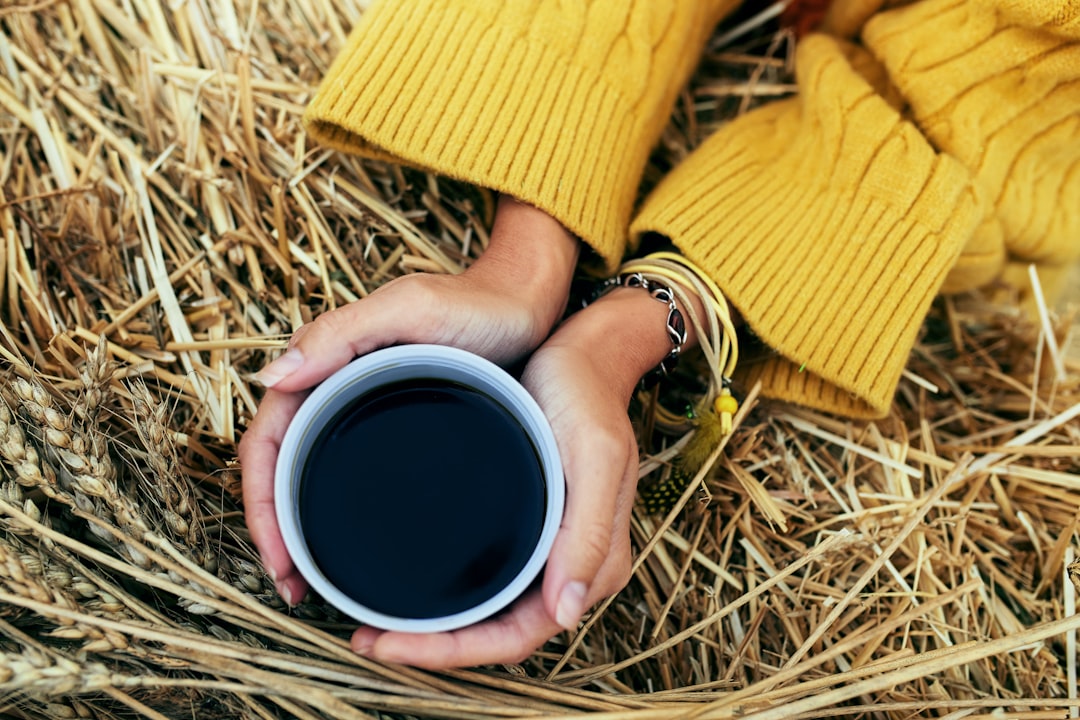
left=350, top=286, right=698, bottom=668
left=239, top=197, right=579, bottom=605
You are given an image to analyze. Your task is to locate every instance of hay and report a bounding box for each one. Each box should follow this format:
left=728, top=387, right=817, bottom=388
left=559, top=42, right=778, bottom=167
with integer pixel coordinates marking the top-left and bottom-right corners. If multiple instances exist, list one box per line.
left=1, top=1, right=1078, bottom=718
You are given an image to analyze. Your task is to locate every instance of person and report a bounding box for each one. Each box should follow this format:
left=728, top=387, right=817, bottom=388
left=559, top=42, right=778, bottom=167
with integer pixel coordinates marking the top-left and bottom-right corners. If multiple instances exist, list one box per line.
left=238, top=0, right=1080, bottom=669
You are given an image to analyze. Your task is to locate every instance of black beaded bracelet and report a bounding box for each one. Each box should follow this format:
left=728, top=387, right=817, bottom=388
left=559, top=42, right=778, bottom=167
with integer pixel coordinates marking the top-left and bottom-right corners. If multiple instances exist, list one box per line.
left=590, top=272, right=687, bottom=388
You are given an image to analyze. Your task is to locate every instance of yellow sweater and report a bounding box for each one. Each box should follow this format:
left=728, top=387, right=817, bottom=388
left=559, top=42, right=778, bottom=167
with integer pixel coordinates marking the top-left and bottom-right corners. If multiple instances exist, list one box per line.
left=305, top=0, right=1080, bottom=418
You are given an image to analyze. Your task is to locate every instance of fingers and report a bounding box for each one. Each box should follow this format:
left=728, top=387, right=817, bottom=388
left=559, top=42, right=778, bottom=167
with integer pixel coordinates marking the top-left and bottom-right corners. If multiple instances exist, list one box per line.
left=344, top=403, right=638, bottom=668
left=351, top=590, right=561, bottom=669
left=542, top=425, right=638, bottom=631
left=238, top=388, right=309, bottom=604
left=352, top=523, right=636, bottom=669
left=255, top=277, right=441, bottom=393
left=244, top=278, right=438, bottom=597
left=519, top=347, right=638, bottom=634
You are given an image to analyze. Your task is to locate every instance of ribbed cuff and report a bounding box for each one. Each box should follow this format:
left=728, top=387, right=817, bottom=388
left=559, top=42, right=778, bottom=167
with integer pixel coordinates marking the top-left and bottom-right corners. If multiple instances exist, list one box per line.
left=632, top=35, right=984, bottom=417
left=304, top=1, right=657, bottom=270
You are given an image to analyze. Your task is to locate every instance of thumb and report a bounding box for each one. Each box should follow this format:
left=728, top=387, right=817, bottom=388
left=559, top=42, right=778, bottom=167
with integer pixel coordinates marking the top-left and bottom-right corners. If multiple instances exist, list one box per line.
left=254, top=278, right=437, bottom=392
left=542, top=429, right=637, bottom=630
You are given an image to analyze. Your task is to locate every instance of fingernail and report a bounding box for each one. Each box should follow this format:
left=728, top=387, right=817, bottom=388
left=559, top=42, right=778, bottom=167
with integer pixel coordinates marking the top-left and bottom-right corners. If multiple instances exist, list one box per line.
left=555, top=581, right=587, bottom=630
left=278, top=581, right=294, bottom=606
left=255, top=349, right=304, bottom=388
left=354, top=640, right=373, bottom=657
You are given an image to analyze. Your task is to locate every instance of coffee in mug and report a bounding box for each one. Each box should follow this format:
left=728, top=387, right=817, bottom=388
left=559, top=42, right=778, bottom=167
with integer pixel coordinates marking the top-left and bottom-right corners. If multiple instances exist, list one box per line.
left=274, top=344, right=564, bottom=633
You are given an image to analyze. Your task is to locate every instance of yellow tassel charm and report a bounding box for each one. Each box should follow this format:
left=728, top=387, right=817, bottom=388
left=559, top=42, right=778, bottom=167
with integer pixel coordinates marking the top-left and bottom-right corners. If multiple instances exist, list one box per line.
left=617, top=251, right=741, bottom=515
left=641, top=388, right=739, bottom=515
left=714, top=388, right=738, bottom=437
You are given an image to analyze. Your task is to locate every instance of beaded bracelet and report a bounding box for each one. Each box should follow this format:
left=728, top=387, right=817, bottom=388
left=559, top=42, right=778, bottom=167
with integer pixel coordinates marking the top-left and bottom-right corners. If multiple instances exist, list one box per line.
left=585, top=253, right=743, bottom=514
left=591, top=272, right=688, bottom=387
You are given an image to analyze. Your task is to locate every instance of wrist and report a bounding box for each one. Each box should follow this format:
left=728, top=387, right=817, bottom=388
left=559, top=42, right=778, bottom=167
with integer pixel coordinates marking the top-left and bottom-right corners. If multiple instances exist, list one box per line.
left=549, top=287, right=702, bottom=401
left=466, top=196, right=579, bottom=333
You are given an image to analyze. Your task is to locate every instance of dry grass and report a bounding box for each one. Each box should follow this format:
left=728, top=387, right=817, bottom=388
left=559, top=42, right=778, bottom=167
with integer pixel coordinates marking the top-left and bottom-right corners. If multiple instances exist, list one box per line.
left=1, top=1, right=1078, bottom=718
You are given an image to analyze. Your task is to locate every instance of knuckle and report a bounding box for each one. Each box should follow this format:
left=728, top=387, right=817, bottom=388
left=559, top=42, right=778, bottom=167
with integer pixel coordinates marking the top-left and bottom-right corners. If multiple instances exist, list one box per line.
left=594, top=550, right=633, bottom=600
left=601, top=422, right=636, bottom=459
left=236, top=430, right=261, bottom=463
left=286, top=323, right=310, bottom=348
left=609, top=552, right=633, bottom=594
left=379, top=271, right=439, bottom=303
left=507, top=646, right=537, bottom=665
left=576, top=521, right=613, bottom=570
left=372, top=274, right=447, bottom=340
left=577, top=427, right=630, bottom=474
left=296, top=302, right=371, bottom=354
left=307, top=307, right=352, bottom=338
left=236, top=437, right=251, bottom=466
left=504, top=618, right=546, bottom=664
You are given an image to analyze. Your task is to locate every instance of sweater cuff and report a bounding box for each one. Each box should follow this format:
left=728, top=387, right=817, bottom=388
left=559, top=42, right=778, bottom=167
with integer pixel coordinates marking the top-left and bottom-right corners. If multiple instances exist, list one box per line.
left=304, top=1, right=700, bottom=271
left=631, top=34, right=983, bottom=418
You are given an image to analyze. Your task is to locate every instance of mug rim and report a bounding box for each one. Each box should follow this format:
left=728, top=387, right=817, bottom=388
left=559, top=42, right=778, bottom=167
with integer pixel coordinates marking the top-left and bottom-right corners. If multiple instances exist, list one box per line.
left=274, top=343, right=565, bottom=633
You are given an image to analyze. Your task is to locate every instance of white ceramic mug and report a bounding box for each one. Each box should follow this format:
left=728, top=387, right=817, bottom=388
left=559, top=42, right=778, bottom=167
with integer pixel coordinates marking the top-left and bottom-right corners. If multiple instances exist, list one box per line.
left=274, top=344, right=564, bottom=633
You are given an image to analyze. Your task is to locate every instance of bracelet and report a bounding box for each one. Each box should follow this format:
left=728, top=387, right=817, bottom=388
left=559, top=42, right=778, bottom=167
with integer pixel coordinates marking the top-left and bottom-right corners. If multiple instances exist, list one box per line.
left=598, top=252, right=742, bottom=515
left=590, top=272, right=688, bottom=388
left=617, top=253, right=739, bottom=394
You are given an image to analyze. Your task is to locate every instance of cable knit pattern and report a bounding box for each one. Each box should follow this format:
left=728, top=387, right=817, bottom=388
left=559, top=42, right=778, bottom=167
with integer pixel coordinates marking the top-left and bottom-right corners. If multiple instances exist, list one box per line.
left=632, top=1, right=1079, bottom=416
left=305, top=0, right=737, bottom=270
left=632, top=34, right=983, bottom=417
left=863, top=0, right=1080, bottom=296
left=306, top=0, right=1080, bottom=418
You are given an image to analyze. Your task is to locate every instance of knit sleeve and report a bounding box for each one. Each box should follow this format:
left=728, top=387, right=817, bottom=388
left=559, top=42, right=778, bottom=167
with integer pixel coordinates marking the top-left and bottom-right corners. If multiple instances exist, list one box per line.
left=631, top=0, right=1080, bottom=418
left=862, top=0, right=1080, bottom=301
left=632, top=34, right=980, bottom=418
left=304, top=0, right=737, bottom=270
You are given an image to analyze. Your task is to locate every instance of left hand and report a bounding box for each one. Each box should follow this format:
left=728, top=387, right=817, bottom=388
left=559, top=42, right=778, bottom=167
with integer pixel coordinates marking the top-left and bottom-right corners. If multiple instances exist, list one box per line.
left=351, top=286, right=694, bottom=668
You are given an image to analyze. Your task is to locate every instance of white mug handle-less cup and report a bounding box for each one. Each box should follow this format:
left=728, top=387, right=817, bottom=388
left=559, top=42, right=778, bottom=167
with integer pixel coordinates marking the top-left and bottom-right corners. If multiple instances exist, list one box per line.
left=274, top=344, right=565, bottom=633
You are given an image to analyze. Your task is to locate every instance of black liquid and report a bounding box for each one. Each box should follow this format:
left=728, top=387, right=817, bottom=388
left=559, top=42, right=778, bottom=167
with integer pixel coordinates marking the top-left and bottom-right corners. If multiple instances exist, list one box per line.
left=298, top=379, right=546, bottom=620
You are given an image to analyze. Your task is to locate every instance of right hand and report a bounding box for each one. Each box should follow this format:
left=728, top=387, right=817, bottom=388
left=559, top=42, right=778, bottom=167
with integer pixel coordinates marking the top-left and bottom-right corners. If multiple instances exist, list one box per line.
left=238, top=197, right=579, bottom=605
left=346, top=284, right=695, bottom=668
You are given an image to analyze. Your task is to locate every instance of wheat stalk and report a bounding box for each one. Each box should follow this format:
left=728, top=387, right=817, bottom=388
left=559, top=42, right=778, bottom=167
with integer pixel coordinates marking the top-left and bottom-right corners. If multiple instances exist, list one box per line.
left=8, top=364, right=227, bottom=617
left=0, top=532, right=125, bottom=654
left=0, top=398, right=62, bottom=500
left=12, top=374, right=153, bottom=567
left=0, top=0, right=1077, bottom=716
left=0, top=646, right=123, bottom=697
left=127, top=380, right=216, bottom=573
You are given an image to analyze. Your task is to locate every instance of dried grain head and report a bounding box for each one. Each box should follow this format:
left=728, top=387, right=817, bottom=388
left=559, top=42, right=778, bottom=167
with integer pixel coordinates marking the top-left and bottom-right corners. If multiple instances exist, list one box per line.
left=0, top=647, right=118, bottom=698
left=0, top=0, right=1077, bottom=715
left=127, top=381, right=214, bottom=572
left=0, top=399, right=61, bottom=497
left=0, top=531, right=123, bottom=653
left=76, top=337, right=112, bottom=423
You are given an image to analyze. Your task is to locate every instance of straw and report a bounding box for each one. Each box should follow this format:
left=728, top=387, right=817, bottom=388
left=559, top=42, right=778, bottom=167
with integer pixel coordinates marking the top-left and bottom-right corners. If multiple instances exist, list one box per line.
left=1, top=0, right=1078, bottom=718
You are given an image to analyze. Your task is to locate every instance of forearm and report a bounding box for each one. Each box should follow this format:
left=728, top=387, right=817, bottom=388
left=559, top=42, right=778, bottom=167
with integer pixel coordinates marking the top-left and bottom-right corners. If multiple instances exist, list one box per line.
left=304, top=1, right=737, bottom=271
